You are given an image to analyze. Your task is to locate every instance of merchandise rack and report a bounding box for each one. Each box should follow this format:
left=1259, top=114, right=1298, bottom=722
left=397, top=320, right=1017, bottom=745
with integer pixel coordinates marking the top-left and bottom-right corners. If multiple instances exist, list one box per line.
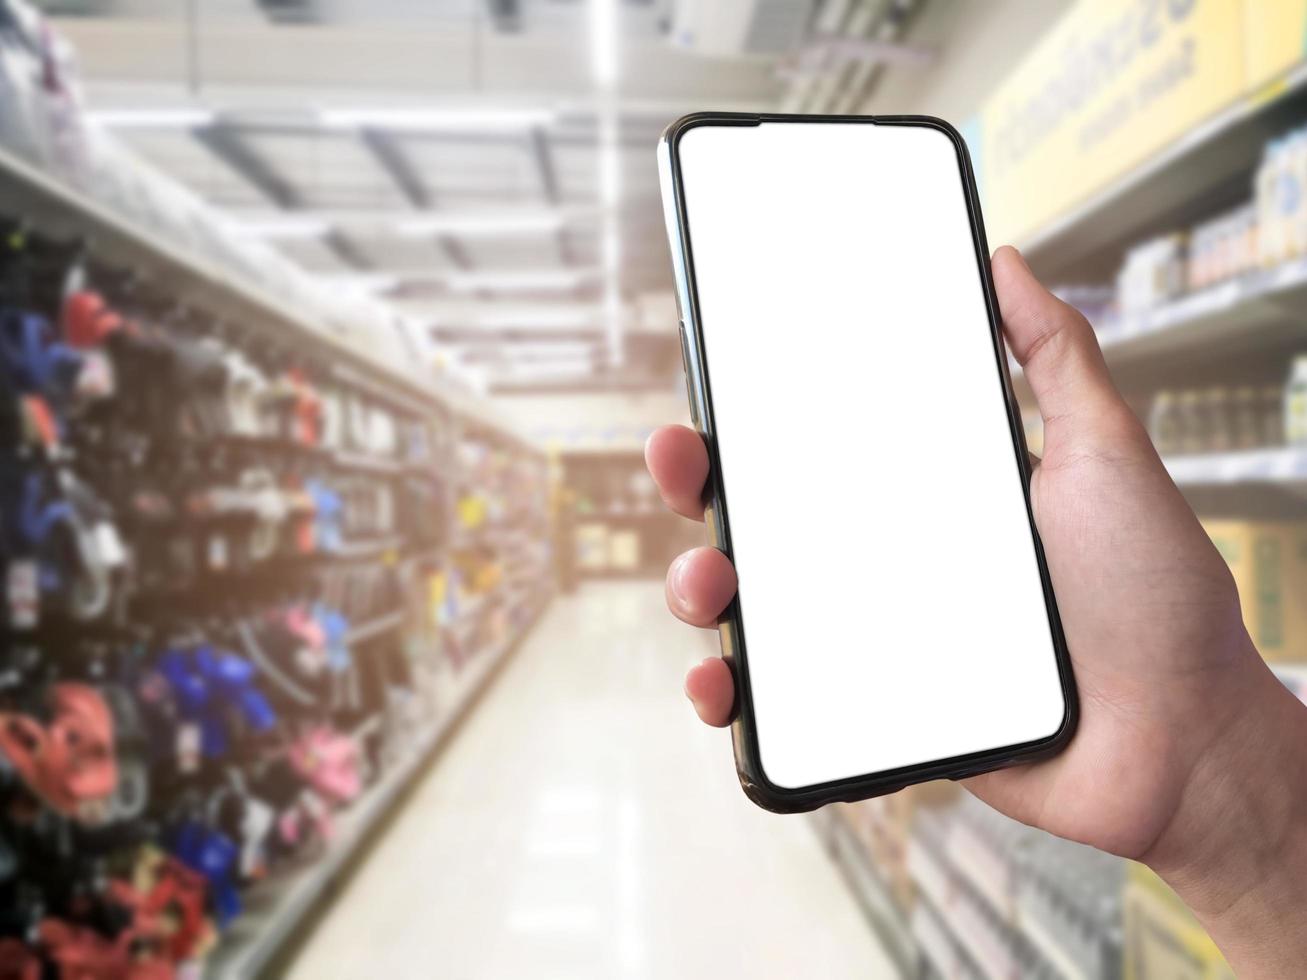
left=811, top=806, right=915, bottom=977
left=205, top=605, right=546, bottom=979
left=0, top=145, right=530, bottom=449
left=0, top=133, right=555, bottom=976
left=1020, top=63, right=1307, bottom=281
left=1012, top=253, right=1307, bottom=393
left=819, top=51, right=1307, bottom=980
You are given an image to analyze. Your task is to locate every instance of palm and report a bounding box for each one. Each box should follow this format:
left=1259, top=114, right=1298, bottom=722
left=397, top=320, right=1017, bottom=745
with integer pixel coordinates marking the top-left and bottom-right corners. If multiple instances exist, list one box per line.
left=968, top=416, right=1250, bottom=859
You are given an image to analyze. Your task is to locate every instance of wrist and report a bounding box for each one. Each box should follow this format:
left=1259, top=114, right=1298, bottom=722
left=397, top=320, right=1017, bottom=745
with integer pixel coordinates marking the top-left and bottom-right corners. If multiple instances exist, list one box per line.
left=1143, top=651, right=1307, bottom=977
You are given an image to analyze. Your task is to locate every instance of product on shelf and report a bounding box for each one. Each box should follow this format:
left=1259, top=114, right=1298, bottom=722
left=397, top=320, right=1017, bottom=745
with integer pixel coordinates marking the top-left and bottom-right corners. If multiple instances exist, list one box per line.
left=1124, top=865, right=1233, bottom=980
left=1255, top=127, right=1307, bottom=269
left=1187, top=203, right=1258, bottom=291
left=1285, top=354, right=1307, bottom=446
left=1203, top=519, right=1307, bottom=662
left=905, top=794, right=1124, bottom=980
left=1117, top=233, right=1187, bottom=317
left=1051, top=284, right=1116, bottom=328
left=0, top=216, right=551, bottom=974
left=1148, top=381, right=1291, bottom=457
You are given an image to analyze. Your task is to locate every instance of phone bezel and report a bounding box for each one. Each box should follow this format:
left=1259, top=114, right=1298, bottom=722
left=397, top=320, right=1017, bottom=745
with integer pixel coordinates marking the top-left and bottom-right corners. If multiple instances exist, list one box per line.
left=659, top=112, right=1079, bottom=812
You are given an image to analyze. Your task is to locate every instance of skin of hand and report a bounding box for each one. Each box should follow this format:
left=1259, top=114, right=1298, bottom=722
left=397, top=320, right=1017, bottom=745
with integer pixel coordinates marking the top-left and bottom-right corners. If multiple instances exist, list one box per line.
left=646, top=246, right=1307, bottom=978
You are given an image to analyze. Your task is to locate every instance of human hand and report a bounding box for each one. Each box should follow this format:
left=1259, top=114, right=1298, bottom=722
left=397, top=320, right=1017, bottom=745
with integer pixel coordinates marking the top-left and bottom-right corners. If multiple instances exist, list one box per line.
left=647, top=246, right=1307, bottom=978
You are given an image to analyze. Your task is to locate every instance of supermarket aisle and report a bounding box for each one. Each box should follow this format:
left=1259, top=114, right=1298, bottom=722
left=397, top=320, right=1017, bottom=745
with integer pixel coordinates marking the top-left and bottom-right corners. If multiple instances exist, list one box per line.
left=286, top=582, right=895, bottom=979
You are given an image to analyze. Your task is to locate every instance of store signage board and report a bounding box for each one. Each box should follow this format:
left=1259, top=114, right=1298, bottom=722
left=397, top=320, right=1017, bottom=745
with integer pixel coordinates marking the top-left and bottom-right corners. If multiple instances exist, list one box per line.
left=975, top=0, right=1281, bottom=246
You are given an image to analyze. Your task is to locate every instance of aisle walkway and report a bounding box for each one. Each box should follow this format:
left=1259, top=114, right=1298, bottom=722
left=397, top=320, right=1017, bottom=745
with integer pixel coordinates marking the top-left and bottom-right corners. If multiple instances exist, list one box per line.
left=285, top=583, right=896, bottom=979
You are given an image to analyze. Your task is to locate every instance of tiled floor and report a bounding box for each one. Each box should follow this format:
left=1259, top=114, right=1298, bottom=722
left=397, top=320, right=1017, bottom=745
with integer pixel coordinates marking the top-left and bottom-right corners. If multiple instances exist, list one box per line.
left=285, top=582, right=896, bottom=979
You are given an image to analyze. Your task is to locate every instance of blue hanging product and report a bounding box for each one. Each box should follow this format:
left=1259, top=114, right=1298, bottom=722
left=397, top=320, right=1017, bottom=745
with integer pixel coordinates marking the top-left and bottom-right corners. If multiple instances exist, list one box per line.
left=172, top=820, right=242, bottom=927
left=197, top=646, right=278, bottom=733
left=0, top=310, right=84, bottom=401
left=316, top=603, right=352, bottom=673
left=17, top=471, right=75, bottom=595
left=305, top=479, right=343, bottom=552
left=158, top=647, right=227, bottom=758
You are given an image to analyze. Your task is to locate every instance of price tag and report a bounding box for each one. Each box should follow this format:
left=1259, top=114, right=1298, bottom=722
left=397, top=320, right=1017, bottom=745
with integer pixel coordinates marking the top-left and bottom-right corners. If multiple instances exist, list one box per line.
left=94, top=522, right=128, bottom=568
left=176, top=723, right=201, bottom=774
left=207, top=533, right=228, bottom=571
left=6, top=560, right=38, bottom=629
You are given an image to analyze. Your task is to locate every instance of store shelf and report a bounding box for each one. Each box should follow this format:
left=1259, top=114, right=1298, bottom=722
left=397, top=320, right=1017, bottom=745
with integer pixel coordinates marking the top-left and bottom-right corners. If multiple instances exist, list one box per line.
left=332, top=451, right=405, bottom=476
left=907, top=838, right=1012, bottom=980
left=331, top=536, right=404, bottom=560
left=1021, top=911, right=1090, bottom=980
left=1162, top=446, right=1307, bottom=486
left=812, top=808, right=914, bottom=978
left=1011, top=257, right=1307, bottom=397
left=945, top=832, right=1014, bottom=925
left=344, top=610, right=406, bottom=646
left=206, top=605, right=545, bottom=979
left=1103, top=258, right=1307, bottom=363
left=0, top=148, right=443, bottom=416
left=1021, top=62, right=1307, bottom=279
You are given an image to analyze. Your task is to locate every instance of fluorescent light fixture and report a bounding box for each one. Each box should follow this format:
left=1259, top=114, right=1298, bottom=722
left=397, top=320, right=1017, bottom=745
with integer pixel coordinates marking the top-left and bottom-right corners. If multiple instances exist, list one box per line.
left=599, top=138, right=621, bottom=208
left=460, top=341, right=598, bottom=363
left=444, top=269, right=597, bottom=293
left=496, top=358, right=598, bottom=381
left=318, top=107, right=554, bottom=132
left=324, top=274, right=400, bottom=294
left=474, top=306, right=603, bottom=330
left=396, top=212, right=566, bottom=237
left=589, top=0, right=618, bottom=86
left=231, top=216, right=332, bottom=240
left=89, top=108, right=215, bottom=129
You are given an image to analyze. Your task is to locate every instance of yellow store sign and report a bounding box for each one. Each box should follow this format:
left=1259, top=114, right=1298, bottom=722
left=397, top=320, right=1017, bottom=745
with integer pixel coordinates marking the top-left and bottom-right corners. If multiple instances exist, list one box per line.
left=977, top=0, right=1288, bottom=247
left=1245, top=0, right=1307, bottom=92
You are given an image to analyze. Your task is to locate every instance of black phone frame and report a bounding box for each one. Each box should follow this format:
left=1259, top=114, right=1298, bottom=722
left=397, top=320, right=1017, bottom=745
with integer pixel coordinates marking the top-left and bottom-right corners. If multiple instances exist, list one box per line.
left=660, top=111, right=1079, bottom=813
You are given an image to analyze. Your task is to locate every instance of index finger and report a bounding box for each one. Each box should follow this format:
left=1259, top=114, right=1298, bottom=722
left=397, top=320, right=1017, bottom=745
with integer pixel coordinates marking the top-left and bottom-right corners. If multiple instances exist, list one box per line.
left=644, top=424, right=710, bottom=521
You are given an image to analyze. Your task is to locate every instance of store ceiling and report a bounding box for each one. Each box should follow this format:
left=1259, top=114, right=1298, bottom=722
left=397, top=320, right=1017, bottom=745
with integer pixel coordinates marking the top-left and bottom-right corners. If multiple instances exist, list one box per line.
left=44, top=0, right=923, bottom=393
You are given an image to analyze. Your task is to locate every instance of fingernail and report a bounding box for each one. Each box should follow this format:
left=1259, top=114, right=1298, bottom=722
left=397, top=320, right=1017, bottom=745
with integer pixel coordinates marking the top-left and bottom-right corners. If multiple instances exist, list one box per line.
left=669, top=553, right=693, bottom=612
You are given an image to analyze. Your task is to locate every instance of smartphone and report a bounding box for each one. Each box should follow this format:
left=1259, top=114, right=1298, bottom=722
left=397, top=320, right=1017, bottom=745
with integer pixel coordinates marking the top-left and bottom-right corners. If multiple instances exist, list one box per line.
left=657, top=113, right=1077, bottom=812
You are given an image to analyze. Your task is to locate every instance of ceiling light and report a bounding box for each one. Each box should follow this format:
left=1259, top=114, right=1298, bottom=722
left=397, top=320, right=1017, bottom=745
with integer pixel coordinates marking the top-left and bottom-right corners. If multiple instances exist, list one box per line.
left=459, top=341, right=598, bottom=363
left=495, top=358, right=598, bottom=381
left=395, top=212, right=566, bottom=237
left=589, top=0, right=618, bottom=86
left=323, top=274, right=400, bottom=294
left=444, top=269, right=598, bottom=293
left=231, top=216, right=332, bottom=239
left=88, top=108, right=215, bottom=129
left=318, top=107, right=554, bottom=132
left=474, top=306, right=603, bottom=330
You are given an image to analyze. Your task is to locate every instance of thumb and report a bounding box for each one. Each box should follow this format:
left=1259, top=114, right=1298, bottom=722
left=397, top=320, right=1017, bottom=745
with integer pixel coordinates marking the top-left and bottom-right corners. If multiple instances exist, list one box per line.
left=993, top=246, right=1124, bottom=431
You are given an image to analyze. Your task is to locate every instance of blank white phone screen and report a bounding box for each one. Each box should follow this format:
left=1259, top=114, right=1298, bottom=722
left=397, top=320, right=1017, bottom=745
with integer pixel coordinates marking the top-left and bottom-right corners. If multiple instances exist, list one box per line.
left=671, top=121, right=1068, bottom=790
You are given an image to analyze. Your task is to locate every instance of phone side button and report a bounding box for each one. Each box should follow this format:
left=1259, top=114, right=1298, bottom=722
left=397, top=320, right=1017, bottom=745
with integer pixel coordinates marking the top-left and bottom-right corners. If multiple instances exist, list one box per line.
left=678, top=321, right=702, bottom=427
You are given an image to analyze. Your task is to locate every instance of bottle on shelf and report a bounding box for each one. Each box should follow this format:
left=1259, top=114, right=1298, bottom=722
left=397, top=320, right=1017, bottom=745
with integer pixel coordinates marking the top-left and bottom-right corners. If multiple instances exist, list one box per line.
left=1284, top=355, right=1307, bottom=446
left=1177, top=390, right=1204, bottom=455
left=1150, top=391, right=1179, bottom=455
left=1232, top=386, right=1261, bottom=451
left=1263, top=383, right=1287, bottom=448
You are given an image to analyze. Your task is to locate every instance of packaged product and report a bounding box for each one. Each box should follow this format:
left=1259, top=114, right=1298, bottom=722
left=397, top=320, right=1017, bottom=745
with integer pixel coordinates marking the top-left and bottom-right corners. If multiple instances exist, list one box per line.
left=1203, top=520, right=1307, bottom=662
left=1284, top=354, right=1307, bottom=445
left=1124, top=865, right=1233, bottom=980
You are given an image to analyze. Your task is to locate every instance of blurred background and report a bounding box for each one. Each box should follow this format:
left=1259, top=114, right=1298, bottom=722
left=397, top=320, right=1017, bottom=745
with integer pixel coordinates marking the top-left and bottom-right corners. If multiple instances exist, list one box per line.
left=0, top=0, right=1303, bottom=977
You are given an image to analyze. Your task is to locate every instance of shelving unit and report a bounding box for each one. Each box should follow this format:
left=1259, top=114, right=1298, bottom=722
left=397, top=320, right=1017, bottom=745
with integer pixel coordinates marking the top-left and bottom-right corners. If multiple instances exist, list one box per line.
left=820, top=24, right=1307, bottom=980
left=1013, top=254, right=1307, bottom=395
left=1021, top=63, right=1307, bottom=282
left=1163, top=445, right=1307, bottom=486
left=206, top=604, right=546, bottom=979
left=0, top=108, right=555, bottom=978
left=812, top=807, right=915, bottom=977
